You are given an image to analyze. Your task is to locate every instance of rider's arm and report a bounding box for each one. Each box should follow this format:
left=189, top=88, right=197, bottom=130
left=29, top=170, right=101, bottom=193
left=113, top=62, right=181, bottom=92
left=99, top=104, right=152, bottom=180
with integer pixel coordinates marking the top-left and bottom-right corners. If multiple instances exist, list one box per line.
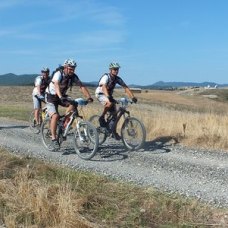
left=80, top=85, right=92, bottom=99
left=52, top=72, right=63, bottom=98
left=34, top=77, right=42, bottom=96
left=74, top=75, right=93, bottom=99
left=124, top=86, right=135, bottom=99
left=98, top=74, right=110, bottom=97
left=37, top=85, right=41, bottom=96
left=54, top=81, right=62, bottom=98
left=101, top=84, right=110, bottom=97
left=117, top=77, right=135, bottom=99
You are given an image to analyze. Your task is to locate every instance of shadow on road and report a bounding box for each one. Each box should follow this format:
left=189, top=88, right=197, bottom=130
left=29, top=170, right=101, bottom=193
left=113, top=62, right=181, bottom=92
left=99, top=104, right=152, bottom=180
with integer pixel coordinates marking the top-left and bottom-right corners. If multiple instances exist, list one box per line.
left=60, top=136, right=179, bottom=161
left=143, top=136, right=179, bottom=153
left=62, top=141, right=128, bottom=162
left=0, top=125, right=28, bottom=130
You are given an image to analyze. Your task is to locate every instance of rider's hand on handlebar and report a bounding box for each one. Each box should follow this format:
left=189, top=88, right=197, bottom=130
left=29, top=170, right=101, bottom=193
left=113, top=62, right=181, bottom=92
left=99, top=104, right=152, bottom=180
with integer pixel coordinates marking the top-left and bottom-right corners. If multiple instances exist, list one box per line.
left=37, top=95, right=45, bottom=100
left=132, top=97, right=137, bottom=103
left=87, top=97, right=93, bottom=103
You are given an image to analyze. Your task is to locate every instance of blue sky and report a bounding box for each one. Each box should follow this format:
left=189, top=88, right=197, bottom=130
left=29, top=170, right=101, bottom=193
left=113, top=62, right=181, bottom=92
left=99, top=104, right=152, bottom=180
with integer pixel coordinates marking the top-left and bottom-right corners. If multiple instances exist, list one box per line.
left=1, top=0, right=228, bottom=85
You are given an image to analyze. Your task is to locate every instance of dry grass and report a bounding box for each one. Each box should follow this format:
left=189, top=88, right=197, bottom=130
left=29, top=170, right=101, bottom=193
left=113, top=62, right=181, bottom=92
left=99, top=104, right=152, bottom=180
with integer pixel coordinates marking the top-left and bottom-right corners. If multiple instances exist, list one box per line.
left=0, top=148, right=227, bottom=227
left=1, top=86, right=228, bottom=226
left=1, top=86, right=228, bottom=150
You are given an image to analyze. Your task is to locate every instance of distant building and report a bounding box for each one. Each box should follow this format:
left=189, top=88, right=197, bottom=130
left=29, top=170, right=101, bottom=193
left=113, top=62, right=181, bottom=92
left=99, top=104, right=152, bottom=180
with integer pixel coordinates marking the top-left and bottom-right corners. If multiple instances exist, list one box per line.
left=130, top=88, right=142, bottom=93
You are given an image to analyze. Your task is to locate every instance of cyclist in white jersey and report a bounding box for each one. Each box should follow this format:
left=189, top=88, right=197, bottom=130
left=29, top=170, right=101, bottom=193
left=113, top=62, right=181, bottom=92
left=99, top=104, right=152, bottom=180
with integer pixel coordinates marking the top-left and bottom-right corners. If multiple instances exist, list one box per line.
left=45, top=58, right=93, bottom=150
left=95, top=62, right=137, bottom=140
left=32, top=67, right=50, bottom=126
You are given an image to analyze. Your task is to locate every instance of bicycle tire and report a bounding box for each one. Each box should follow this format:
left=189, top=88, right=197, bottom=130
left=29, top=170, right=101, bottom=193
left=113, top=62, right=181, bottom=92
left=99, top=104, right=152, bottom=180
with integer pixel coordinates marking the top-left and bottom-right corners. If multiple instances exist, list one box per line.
left=121, top=117, right=146, bottom=151
left=73, top=121, right=99, bottom=160
left=89, top=115, right=107, bottom=145
left=41, top=117, right=53, bottom=150
left=29, top=110, right=41, bottom=134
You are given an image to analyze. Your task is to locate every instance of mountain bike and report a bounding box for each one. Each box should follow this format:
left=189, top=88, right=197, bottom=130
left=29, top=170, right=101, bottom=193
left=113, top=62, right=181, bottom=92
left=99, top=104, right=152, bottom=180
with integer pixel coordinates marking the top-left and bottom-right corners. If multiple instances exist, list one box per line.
left=89, top=97, right=146, bottom=151
left=41, top=98, right=99, bottom=160
left=29, top=96, right=48, bottom=134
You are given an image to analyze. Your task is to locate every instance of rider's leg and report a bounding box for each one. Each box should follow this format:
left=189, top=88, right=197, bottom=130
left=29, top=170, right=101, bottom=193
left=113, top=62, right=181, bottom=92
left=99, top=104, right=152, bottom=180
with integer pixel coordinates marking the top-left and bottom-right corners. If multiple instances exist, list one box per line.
left=34, top=108, right=41, bottom=124
left=33, top=95, right=41, bottom=124
left=50, top=113, right=59, bottom=140
left=65, top=104, right=74, bottom=114
left=46, top=102, right=59, bottom=140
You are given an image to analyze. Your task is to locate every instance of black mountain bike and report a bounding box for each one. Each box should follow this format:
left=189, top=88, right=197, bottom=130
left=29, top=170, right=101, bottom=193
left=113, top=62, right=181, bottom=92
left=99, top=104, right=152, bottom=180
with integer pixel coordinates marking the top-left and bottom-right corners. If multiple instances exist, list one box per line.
left=41, top=98, right=99, bottom=160
left=89, top=97, right=146, bottom=151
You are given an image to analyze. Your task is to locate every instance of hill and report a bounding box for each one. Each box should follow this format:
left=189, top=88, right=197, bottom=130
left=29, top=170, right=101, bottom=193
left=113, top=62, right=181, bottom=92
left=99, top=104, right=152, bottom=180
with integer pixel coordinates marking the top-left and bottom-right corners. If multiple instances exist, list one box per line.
left=1, top=73, right=228, bottom=88
left=0, top=73, right=37, bottom=86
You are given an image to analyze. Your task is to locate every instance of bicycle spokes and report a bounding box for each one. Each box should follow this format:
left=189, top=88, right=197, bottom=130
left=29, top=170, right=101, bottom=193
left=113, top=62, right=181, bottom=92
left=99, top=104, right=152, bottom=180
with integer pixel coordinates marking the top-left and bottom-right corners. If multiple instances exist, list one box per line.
left=121, top=117, right=146, bottom=151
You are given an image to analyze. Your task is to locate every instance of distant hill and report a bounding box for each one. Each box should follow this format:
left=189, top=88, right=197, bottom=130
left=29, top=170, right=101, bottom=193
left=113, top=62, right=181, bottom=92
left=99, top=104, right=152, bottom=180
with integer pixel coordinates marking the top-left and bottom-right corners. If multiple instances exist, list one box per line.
left=130, top=81, right=228, bottom=89
left=0, top=73, right=37, bottom=86
left=0, top=73, right=98, bottom=87
left=1, top=74, right=228, bottom=88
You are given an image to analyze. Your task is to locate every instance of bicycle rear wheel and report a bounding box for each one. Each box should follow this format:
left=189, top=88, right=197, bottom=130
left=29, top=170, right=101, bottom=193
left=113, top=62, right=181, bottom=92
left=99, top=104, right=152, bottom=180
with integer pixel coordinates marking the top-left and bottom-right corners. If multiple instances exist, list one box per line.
left=121, top=117, right=146, bottom=151
left=41, top=117, right=52, bottom=150
left=73, top=121, right=99, bottom=160
left=29, top=110, right=41, bottom=134
left=89, top=115, right=107, bottom=145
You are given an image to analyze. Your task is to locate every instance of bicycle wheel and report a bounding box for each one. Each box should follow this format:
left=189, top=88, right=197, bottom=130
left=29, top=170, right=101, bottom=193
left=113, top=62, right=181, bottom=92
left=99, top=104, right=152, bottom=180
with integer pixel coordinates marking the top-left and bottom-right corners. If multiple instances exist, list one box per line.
left=121, top=117, right=146, bottom=151
left=73, top=121, right=99, bottom=160
left=29, top=110, right=41, bottom=134
left=89, top=115, right=107, bottom=145
left=41, top=117, right=52, bottom=149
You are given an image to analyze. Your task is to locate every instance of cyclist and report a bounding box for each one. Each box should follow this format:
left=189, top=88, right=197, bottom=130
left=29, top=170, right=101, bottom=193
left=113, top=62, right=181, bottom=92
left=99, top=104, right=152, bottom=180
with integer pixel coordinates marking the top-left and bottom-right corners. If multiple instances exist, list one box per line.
left=32, top=67, right=50, bottom=126
left=95, top=62, right=137, bottom=140
left=45, top=58, right=93, bottom=150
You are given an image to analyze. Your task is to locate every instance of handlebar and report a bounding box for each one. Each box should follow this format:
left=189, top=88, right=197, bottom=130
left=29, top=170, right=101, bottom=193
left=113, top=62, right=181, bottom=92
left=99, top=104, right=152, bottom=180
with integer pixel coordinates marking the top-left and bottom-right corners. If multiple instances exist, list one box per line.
left=65, top=97, right=89, bottom=106
left=34, top=95, right=46, bottom=103
left=116, top=97, right=133, bottom=106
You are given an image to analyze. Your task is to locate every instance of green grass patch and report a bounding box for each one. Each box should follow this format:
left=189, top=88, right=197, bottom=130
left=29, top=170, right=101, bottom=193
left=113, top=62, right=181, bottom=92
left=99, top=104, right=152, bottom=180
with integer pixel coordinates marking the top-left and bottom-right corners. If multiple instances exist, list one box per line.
left=0, top=104, right=31, bottom=121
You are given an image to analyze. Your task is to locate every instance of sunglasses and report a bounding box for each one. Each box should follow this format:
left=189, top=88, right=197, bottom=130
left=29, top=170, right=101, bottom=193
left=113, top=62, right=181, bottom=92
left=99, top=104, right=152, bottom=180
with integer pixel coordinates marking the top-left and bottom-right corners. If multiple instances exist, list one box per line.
left=112, top=68, right=119, bottom=71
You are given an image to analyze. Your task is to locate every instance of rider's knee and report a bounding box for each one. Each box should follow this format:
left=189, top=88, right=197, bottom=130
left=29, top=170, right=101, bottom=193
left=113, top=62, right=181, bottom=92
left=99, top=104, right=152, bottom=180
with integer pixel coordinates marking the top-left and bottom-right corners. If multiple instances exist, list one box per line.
left=105, top=102, right=112, bottom=108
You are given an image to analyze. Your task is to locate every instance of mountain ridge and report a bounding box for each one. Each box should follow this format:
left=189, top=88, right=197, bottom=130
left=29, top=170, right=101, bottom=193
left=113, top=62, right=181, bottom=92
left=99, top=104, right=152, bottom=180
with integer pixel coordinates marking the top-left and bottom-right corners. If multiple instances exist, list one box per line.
left=1, top=73, right=228, bottom=88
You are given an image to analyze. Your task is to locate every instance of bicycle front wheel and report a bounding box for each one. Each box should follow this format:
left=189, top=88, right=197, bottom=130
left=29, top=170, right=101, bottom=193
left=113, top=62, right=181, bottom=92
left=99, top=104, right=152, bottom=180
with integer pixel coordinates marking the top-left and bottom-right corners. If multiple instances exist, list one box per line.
left=89, top=115, right=107, bottom=145
left=121, top=117, right=146, bottom=151
left=41, top=117, right=52, bottom=149
left=29, top=110, right=41, bottom=134
left=73, top=121, right=99, bottom=160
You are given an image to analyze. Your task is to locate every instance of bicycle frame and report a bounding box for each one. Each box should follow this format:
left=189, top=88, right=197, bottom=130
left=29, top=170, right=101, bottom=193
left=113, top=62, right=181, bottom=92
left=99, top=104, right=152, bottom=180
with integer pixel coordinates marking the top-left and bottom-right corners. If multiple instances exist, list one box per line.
left=58, top=98, right=87, bottom=141
left=106, top=98, right=131, bottom=134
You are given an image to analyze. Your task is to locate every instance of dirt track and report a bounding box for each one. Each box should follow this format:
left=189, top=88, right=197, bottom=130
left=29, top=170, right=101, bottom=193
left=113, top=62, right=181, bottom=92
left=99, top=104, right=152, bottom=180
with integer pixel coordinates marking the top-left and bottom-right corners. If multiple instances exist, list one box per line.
left=0, top=117, right=228, bottom=208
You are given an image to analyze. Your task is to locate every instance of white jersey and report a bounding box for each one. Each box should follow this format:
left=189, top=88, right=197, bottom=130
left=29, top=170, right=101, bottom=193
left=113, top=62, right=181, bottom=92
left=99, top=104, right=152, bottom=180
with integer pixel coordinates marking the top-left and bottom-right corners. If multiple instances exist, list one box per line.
left=95, top=73, right=127, bottom=96
left=45, top=71, right=62, bottom=95
left=95, top=74, right=109, bottom=95
left=32, top=75, right=42, bottom=96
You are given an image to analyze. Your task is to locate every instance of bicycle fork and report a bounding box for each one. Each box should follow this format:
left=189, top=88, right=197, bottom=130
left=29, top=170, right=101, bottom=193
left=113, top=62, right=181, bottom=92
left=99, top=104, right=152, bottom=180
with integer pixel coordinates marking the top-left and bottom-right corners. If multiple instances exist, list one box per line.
left=76, top=121, right=88, bottom=142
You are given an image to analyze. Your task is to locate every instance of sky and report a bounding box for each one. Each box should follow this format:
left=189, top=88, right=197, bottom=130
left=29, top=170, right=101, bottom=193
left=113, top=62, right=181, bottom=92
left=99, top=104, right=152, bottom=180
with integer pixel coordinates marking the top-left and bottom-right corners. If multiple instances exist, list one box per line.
left=1, top=0, right=228, bottom=85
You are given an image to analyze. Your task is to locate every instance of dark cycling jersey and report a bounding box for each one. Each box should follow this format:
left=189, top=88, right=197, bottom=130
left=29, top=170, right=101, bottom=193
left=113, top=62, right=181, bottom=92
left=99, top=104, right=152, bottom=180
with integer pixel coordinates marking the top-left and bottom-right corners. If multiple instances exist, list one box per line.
left=97, top=73, right=127, bottom=95
left=34, top=75, right=50, bottom=95
left=46, top=70, right=82, bottom=103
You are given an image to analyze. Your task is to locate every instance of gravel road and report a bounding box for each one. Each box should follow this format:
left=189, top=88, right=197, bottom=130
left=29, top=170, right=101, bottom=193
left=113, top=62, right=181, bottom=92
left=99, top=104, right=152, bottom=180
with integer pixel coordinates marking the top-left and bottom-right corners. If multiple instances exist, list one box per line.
left=0, top=117, right=228, bottom=208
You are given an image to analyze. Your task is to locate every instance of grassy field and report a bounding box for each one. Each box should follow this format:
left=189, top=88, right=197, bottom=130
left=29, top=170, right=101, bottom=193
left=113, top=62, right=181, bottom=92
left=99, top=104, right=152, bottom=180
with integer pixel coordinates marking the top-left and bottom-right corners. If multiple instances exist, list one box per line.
left=1, top=86, right=228, bottom=226
left=1, top=86, right=228, bottom=150
left=0, top=148, right=227, bottom=227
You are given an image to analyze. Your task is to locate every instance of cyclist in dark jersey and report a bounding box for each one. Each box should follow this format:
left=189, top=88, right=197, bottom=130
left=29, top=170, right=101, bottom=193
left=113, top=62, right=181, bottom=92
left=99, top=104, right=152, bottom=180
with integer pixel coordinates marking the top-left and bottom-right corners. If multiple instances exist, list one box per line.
left=95, top=62, right=137, bottom=140
left=45, top=58, right=93, bottom=150
left=32, top=67, right=50, bottom=126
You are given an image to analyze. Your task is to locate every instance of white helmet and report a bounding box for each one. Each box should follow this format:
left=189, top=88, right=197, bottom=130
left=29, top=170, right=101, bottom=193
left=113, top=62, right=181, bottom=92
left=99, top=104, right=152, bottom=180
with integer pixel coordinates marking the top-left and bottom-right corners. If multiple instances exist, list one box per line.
left=63, top=58, right=77, bottom=67
left=109, top=62, right=121, bottom=69
left=41, top=67, right=50, bottom=73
